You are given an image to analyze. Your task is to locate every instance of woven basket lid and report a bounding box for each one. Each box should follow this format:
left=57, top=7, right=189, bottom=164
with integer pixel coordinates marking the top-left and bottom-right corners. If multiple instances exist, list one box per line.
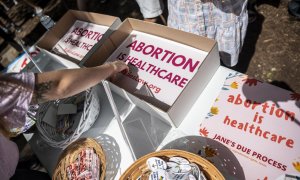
left=120, top=149, right=224, bottom=180
left=52, top=138, right=106, bottom=180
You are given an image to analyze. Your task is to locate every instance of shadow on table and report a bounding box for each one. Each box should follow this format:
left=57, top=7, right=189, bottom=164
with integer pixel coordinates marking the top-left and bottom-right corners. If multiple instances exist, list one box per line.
left=231, top=0, right=281, bottom=73
left=242, top=79, right=300, bottom=127
left=269, top=80, right=300, bottom=107
left=161, top=136, right=245, bottom=180
left=94, top=134, right=121, bottom=180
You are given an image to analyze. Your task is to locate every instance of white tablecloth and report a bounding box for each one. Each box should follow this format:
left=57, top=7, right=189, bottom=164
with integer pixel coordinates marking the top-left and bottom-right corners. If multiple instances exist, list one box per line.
left=25, top=66, right=235, bottom=179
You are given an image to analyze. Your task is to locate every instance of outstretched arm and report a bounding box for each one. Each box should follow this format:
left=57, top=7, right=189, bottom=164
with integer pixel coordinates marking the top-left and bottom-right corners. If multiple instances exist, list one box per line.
left=31, top=61, right=128, bottom=104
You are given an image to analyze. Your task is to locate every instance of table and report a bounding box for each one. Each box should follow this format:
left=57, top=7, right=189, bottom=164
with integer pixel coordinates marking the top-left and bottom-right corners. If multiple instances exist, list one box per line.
left=25, top=66, right=235, bottom=179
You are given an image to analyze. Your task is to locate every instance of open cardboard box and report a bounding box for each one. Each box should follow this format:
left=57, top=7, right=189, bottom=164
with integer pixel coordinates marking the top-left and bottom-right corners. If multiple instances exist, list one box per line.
left=36, top=10, right=121, bottom=67
left=102, top=18, right=220, bottom=127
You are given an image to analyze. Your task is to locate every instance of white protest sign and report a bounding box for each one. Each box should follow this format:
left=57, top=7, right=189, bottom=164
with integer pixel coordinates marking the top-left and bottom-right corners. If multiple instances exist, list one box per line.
left=106, top=31, right=208, bottom=106
left=52, top=20, right=109, bottom=60
left=6, top=46, right=41, bottom=73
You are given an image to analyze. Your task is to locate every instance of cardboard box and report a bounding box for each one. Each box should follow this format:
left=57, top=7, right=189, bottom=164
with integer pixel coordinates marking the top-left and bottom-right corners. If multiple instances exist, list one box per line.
left=36, top=10, right=121, bottom=67
left=106, top=30, right=209, bottom=106
left=104, top=18, right=220, bottom=127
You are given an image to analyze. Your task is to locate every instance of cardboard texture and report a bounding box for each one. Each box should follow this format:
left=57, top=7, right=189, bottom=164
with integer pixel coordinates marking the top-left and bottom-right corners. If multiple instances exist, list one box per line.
left=105, top=18, right=220, bottom=127
left=36, top=10, right=121, bottom=67
left=199, top=72, right=300, bottom=179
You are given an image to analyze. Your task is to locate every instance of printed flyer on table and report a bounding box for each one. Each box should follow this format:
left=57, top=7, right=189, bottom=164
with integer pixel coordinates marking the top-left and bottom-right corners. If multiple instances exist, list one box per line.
left=199, top=72, right=300, bottom=179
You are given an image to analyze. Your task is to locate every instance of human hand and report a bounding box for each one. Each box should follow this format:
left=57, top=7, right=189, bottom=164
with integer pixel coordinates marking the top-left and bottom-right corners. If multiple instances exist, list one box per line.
left=107, top=61, right=129, bottom=82
left=109, top=60, right=129, bottom=74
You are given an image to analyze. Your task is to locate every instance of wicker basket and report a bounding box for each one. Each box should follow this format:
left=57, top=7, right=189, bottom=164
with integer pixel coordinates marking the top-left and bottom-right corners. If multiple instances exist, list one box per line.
left=120, top=149, right=224, bottom=180
left=52, top=138, right=106, bottom=180
left=36, top=86, right=100, bottom=148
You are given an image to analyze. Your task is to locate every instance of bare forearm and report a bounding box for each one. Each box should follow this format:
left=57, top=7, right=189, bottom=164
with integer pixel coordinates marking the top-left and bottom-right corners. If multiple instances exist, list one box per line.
left=32, top=61, right=128, bottom=103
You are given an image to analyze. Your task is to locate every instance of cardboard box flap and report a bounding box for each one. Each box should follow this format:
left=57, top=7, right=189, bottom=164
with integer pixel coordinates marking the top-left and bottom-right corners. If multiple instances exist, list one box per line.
left=69, top=10, right=118, bottom=26
left=80, top=17, right=121, bottom=66
left=108, top=81, right=175, bottom=126
left=169, top=43, right=220, bottom=126
left=109, top=19, right=133, bottom=49
left=108, top=18, right=217, bottom=59
left=127, top=18, right=216, bottom=52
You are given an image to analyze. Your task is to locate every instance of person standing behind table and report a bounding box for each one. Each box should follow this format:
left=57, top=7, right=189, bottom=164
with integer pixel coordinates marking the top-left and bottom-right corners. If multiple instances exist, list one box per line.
left=0, top=61, right=128, bottom=180
left=167, top=0, right=248, bottom=67
left=76, top=0, right=166, bottom=24
left=135, top=0, right=167, bottom=25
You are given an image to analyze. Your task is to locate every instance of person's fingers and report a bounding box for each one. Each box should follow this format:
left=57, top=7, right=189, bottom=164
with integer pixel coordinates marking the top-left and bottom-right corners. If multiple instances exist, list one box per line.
left=106, top=61, right=129, bottom=82
left=111, top=61, right=129, bottom=73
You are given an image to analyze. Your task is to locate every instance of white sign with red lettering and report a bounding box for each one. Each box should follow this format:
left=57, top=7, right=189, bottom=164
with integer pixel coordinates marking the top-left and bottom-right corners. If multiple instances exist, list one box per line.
left=106, top=31, right=208, bottom=106
left=199, top=73, right=300, bottom=179
left=6, top=53, right=30, bottom=73
left=6, top=47, right=41, bottom=73
left=52, top=20, right=109, bottom=60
